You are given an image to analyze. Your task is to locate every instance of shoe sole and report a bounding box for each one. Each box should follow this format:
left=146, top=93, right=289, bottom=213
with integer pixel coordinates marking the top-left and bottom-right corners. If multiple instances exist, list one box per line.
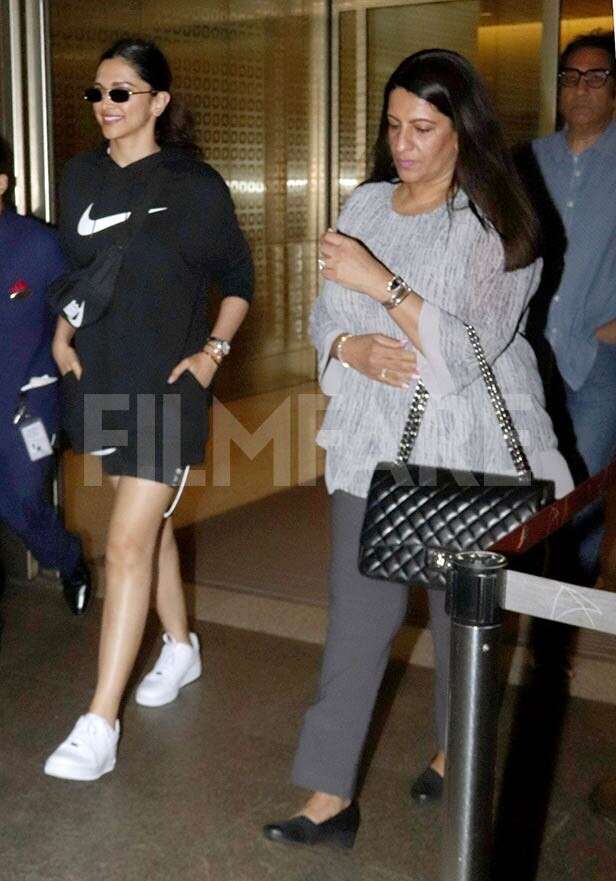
left=44, top=757, right=116, bottom=782
left=264, top=830, right=357, bottom=851
left=135, top=663, right=202, bottom=708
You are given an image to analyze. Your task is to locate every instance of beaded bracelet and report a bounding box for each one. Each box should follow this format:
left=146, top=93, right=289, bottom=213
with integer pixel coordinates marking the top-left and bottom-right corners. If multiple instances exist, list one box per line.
left=335, top=333, right=353, bottom=368
left=202, top=348, right=222, bottom=367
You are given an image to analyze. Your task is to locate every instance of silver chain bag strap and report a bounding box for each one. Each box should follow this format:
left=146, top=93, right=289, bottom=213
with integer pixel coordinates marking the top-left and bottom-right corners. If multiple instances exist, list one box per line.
left=358, top=324, right=554, bottom=589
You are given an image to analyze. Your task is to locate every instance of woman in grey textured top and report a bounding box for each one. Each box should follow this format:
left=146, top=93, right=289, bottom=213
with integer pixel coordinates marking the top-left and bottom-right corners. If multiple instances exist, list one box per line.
left=264, top=48, right=572, bottom=849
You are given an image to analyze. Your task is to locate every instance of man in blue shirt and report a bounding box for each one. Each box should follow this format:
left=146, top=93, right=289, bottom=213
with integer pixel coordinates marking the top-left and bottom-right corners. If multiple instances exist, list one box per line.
left=532, top=31, right=616, bottom=584
left=0, top=138, right=91, bottom=613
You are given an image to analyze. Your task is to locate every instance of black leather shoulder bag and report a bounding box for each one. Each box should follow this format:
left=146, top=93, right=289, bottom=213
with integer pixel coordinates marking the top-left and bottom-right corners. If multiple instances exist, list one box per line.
left=358, top=324, right=554, bottom=590
left=48, top=170, right=166, bottom=329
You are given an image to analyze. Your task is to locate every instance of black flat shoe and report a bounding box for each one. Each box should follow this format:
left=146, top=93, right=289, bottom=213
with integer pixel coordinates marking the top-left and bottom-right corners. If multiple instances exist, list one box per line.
left=410, top=766, right=444, bottom=803
left=61, top=558, right=92, bottom=616
left=263, top=801, right=360, bottom=849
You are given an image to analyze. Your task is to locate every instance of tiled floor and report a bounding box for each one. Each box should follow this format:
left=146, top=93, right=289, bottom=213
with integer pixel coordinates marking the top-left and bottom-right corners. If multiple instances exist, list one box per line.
left=1, top=580, right=615, bottom=881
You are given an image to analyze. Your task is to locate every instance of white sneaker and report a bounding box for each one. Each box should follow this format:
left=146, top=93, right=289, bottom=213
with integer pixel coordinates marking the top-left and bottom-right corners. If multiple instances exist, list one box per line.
left=135, top=632, right=201, bottom=707
left=44, top=713, right=119, bottom=781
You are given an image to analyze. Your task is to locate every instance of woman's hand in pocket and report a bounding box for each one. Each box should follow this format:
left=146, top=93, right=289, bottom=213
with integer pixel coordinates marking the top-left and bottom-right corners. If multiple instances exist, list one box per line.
left=52, top=317, right=82, bottom=379
left=52, top=339, right=83, bottom=380
left=167, top=351, right=218, bottom=388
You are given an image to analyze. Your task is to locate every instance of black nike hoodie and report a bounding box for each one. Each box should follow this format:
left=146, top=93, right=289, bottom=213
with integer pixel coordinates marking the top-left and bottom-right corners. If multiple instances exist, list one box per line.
left=57, top=144, right=254, bottom=462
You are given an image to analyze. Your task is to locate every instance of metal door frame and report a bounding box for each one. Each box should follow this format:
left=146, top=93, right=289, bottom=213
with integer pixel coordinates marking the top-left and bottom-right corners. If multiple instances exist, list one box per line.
left=2, top=0, right=54, bottom=219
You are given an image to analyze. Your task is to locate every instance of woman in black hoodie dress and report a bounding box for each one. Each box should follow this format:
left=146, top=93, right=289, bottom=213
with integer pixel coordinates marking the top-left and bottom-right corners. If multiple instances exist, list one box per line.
left=45, top=38, right=254, bottom=780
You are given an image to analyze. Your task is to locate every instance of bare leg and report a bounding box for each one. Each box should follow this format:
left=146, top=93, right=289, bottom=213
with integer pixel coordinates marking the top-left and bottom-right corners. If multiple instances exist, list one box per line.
left=431, top=751, right=446, bottom=777
left=301, top=755, right=450, bottom=821
left=300, top=792, right=351, bottom=823
left=89, top=476, right=174, bottom=726
left=153, top=517, right=190, bottom=644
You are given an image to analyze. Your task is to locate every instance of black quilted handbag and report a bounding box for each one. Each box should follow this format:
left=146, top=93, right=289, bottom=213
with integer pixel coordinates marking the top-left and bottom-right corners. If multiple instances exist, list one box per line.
left=358, top=324, right=554, bottom=590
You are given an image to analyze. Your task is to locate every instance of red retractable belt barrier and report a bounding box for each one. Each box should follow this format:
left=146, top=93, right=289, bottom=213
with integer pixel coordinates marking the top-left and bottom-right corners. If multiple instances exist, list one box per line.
left=492, top=457, right=616, bottom=555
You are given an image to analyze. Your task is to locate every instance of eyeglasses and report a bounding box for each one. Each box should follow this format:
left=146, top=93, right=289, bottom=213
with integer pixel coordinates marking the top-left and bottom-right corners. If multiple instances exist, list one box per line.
left=557, top=68, right=614, bottom=89
left=83, top=87, right=158, bottom=104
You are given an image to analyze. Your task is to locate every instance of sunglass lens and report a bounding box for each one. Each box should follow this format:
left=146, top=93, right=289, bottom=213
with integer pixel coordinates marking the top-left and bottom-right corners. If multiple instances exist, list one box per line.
left=83, top=87, right=102, bottom=103
left=109, top=89, right=131, bottom=103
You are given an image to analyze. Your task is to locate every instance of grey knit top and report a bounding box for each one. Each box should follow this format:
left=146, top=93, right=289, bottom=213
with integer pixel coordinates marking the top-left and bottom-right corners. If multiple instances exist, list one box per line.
left=310, top=182, right=573, bottom=500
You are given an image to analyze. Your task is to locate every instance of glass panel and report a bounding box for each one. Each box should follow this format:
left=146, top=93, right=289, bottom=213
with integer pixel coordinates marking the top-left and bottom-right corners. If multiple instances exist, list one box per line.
left=478, top=0, right=544, bottom=145
left=49, top=0, right=327, bottom=401
left=367, top=1, right=480, bottom=154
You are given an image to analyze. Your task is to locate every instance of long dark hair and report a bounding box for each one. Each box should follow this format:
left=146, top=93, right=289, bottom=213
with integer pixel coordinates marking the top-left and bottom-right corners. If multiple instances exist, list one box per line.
left=367, top=49, right=539, bottom=270
left=99, top=38, right=202, bottom=159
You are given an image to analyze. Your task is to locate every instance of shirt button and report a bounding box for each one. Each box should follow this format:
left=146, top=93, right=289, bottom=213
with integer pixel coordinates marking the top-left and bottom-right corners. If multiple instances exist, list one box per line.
left=574, top=171, right=581, bottom=178
left=566, top=200, right=574, bottom=208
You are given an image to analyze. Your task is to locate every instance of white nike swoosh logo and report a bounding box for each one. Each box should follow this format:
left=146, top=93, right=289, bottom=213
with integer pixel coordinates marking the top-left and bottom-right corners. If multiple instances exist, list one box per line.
left=63, top=298, right=86, bottom=328
left=77, top=204, right=167, bottom=236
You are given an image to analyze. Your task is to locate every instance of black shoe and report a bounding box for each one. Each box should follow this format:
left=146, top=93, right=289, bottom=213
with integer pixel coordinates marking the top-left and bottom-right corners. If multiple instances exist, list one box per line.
left=410, top=766, right=444, bottom=803
left=61, top=558, right=92, bottom=615
left=263, top=801, right=360, bottom=849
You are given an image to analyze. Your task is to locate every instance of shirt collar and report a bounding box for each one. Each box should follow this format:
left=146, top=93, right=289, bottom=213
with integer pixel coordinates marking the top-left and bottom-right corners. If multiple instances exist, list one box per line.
left=549, top=129, right=571, bottom=162
left=560, top=118, right=616, bottom=158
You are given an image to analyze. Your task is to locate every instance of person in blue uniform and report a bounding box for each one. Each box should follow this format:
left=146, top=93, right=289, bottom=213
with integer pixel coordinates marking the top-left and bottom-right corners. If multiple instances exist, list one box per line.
left=0, top=137, right=91, bottom=614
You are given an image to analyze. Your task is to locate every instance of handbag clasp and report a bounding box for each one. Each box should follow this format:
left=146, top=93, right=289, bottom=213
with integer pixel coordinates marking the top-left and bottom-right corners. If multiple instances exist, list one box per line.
left=426, top=548, right=454, bottom=572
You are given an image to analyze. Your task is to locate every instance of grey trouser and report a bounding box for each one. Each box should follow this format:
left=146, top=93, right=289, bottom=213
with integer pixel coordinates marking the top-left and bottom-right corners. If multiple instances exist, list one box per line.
left=291, top=490, right=450, bottom=799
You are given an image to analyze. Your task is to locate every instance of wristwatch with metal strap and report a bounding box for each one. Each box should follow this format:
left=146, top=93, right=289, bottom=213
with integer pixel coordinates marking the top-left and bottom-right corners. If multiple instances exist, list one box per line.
left=206, top=336, right=231, bottom=358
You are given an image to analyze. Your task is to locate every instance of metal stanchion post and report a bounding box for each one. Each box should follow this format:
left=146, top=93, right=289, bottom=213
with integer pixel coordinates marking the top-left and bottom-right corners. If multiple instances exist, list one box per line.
left=442, top=551, right=508, bottom=881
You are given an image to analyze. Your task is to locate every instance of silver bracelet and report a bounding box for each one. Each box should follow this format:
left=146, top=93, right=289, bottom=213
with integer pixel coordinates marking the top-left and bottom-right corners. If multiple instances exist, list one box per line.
left=383, top=275, right=412, bottom=311
left=335, top=333, right=353, bottom=368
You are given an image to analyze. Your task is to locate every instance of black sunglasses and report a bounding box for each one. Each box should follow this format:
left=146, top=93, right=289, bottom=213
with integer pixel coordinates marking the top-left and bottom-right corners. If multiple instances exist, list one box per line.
left=83, top=87, right=158, bottom=104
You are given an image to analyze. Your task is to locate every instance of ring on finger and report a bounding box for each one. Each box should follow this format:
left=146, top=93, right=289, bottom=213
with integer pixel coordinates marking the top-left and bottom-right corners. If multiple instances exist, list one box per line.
left=380, top=367, right=388, bottom=381
left=318, top=258, right=326, bottom=272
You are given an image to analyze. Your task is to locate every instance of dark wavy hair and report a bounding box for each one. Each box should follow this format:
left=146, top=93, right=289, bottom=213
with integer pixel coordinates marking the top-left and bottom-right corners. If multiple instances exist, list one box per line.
left=99, top=38, right=202, bottom=158
left=366, top=48, right=540, bottom=271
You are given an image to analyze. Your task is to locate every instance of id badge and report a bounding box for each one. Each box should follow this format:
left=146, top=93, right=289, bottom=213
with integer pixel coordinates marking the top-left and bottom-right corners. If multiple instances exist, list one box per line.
left=19, top=417, right=54, bottom=461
